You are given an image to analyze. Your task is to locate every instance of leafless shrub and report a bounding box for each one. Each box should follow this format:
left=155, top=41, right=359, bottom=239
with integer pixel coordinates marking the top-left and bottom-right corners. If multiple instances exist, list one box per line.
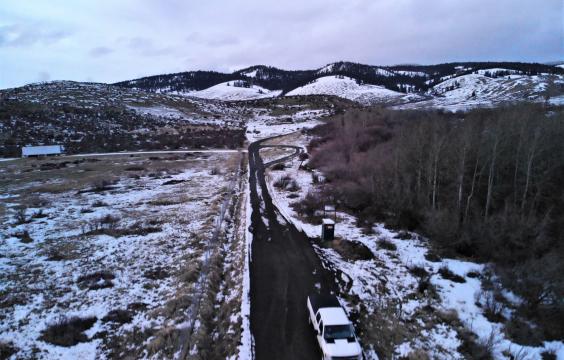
left=438, top=266, right=466, bottom=283
left=424, top=251, right=442, bottom=262
left=148, top=198, right=179, bottom=206
left=271, top=163, right=285, bottom=171
left=504, top=345, right=532, bottom=360
left=395, top=231, right=412, bottom=240
left=437, top=309, right=460, bottom=326
left=377, top=238, right=397, bottom=251
left=32, top=209, right=48, bottom=219
left=210, top=166, right=220, bottom=175
left=143, top=267, right=169, bottom=280
left=417, top=275, right=433, bottom=295
left=82, top=214, right=120, bottom=235
left=91, top=200, right=108, bottom=207
left=407, top=349, right=430, bottom=360
left=0, top=292, right=27, bottom=309
left=409, top=265, right=429, bottom=278
left=40, top=316, right=97, bottom=347
left=77, top=271, right=115, bottom=290
left=478, top=329, right=503, bottom=358
left=45, top=241, right=79, bottom=261
left=541, top=349, right=557, bottom=360
left=162, top=294, right=192, bottom=318
left=102, top=309, right=133, bottom=324
left=179, top=261, right=201, bottom=284
left=146, top=326, right=179, bottom=357
left=92, top=179, right=115, bottom=192
left=311, top=172, right=320, bottom=184
left=476, top=289, right=505, bottom=323
left=324, top=239, right=374, bottom=261
left=125, top=166, right=145, bottom=171
left=0, top=341, right=17, bottom=359
left=457, top=327, right=495, bottom=360
left=273, top=174, right=293, bottom=189
left=15, top=230, right=33, bottom=243
left=15, top=207, right=28, bottom=224
left=161, top=179, right=187, bottom=185
left=292, top=191, right=324, bottom=221
left=358, top=298, right=407, bottom=358
left=504, top=317, right=543, bottom=346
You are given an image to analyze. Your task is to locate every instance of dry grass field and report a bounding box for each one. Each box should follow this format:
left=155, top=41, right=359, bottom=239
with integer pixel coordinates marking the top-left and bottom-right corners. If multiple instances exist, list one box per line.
left=0, top=152, right=248, bottom=359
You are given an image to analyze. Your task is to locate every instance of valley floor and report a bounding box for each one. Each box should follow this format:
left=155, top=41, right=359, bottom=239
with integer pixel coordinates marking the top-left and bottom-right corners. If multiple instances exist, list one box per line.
left=0, top=152, right=247, bottom=359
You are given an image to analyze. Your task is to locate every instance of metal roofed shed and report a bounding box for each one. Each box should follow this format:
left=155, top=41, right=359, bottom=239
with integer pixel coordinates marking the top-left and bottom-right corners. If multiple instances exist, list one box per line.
left=21, top=145, right=65, bottom=158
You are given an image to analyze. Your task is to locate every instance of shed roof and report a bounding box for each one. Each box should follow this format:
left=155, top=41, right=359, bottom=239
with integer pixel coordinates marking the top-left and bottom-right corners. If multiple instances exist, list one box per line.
left=22, top=145, right=64, bottom=156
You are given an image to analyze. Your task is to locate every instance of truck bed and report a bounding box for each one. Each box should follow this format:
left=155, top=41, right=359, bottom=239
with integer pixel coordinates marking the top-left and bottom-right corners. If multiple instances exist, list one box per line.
left=308, top=294, right=341, bottom=314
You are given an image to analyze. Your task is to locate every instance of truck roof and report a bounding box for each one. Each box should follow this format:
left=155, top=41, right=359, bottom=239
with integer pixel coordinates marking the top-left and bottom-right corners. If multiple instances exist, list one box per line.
left=318, top=307, right=350, bottom=326
left=309, top=294, right=341, bottom=314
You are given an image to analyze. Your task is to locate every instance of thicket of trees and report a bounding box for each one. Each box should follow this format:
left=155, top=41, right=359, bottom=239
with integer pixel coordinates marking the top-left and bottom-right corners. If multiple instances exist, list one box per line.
left=308, top=105, right=564, bottom=340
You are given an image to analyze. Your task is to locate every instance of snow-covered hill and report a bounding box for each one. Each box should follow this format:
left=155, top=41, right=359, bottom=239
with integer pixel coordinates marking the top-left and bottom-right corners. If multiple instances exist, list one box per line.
left=189, top=81, right=281, bottom=101
left=286, top=75, right=422, bottom=105
left=398, top=70, right=563, bottom=111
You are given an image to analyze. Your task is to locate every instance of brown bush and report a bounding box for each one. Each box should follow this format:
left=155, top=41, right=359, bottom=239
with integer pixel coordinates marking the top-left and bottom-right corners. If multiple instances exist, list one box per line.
left=438, top=266, right=466, bottom=283
left=504, top=316, right=543, bottom=346
left=40, top=316, right=97, bottom=347
left=0, top=341, right=17, bottom=359
left=77, top=271, right=115, bottom=290
left=377, top=239, right=397, bottom=251
left=271, top=163, right=285, bottom=171
left=102, top=309, right=133, bottom=324
left=15, top=230, right=33, bottom=243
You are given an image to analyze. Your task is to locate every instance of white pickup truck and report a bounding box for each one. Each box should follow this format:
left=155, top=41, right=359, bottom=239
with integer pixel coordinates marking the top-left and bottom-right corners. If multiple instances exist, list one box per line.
left=307, top=294, right=363, bottom=360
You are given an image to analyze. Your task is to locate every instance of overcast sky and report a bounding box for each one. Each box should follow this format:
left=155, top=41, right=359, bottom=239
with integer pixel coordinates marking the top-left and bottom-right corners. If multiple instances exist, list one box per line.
left=0, top=0, right=562, bottom=89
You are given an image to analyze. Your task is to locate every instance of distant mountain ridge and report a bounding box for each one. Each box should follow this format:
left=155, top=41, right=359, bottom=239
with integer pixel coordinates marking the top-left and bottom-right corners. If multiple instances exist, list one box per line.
left=115, top=61, right=563, bottom=95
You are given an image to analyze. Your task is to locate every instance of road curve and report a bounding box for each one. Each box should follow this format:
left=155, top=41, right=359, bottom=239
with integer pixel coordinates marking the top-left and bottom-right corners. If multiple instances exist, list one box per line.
left=248, top=137, right=336, bottom=360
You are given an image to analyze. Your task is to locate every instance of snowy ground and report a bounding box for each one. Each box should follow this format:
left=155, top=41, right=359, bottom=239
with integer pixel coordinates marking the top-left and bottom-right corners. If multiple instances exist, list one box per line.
left=286, top=76, right=422, bottom=106
left=397, top=71, right=563, bottom=111
left=188, top=82, right=281, bottom=101
left=0, top=153, right=247, bottom=359
left=245, top=108, right=328, bottom=142
left=262, top=132, right=564, bottom=360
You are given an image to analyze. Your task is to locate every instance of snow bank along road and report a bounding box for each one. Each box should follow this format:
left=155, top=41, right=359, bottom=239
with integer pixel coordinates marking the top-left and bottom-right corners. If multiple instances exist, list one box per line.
left=248, top=138, right=337, bottom=360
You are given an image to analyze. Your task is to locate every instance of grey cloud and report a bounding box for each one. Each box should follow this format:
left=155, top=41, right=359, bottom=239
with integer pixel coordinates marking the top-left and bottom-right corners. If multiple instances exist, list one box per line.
left=186, top=32, right=239, bottom=47
left=125, top=37, right=174, bottom=56
left=1, top=0, right=561, bottom=89
left=0, top=24, right=69, bottom=47
left=89, top=46, right=114, bottom=57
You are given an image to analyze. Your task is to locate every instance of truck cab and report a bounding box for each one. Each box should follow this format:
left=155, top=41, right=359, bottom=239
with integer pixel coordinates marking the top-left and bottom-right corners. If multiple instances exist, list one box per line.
left=307, top=294, right=362, bottom=360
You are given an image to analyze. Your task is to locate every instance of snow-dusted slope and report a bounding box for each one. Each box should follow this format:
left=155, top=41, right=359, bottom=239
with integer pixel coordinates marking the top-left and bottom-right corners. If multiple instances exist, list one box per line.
left=189, top=81, right=281, bottom=101
left=286, top=76, right=422, bottom=105
left=398, top=71, right=563, bottom=111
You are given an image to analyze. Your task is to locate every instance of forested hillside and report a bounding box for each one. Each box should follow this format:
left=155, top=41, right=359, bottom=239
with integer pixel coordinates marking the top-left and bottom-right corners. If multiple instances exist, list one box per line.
left=115, top=61, right=563, bottom=95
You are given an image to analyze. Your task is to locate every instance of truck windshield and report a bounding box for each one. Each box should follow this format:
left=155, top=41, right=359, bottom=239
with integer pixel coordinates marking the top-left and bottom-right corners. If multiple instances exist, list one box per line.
left=324, top=324, right=355, bottom=340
